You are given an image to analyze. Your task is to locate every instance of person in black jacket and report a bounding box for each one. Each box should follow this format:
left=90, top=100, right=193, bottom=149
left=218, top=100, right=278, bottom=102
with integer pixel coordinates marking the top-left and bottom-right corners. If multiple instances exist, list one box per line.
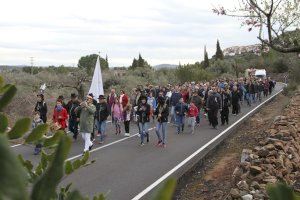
left=137, top=95, right=151, bottom=146
left=66, top=93, right=80, bottom=140
left=95, top=95, right=109, bottom=144
left=231, top=86, right=240, bottom=115
left=220, top=88, right=231, bottom=125
left=207, top=90, right=221, bottom=129
left=154, top=96, right=169, bottom=148
left=34, top=94, right=47, bottom=123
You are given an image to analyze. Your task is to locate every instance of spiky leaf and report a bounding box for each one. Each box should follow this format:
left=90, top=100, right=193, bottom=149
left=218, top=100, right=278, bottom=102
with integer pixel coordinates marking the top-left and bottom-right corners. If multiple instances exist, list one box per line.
left=25, top=124, right=49, bottom=143
left=65, top=161, right=74, bottom=175
left=7, top=118, right=31, bottom=140
left=267, top=182, right=299, bottom=200
left=31, top=135, right=71, bottom=200
left=153, top=179, right=176, bottom=200
left=65, top=190, right=85, bottom=200
left=43, top=131, right=64, bottom=147
left=0, top=135, right=29, bottom=200
left=0, top=113, right=8, bottom=133
left=0, top=85, right=17, bottom=111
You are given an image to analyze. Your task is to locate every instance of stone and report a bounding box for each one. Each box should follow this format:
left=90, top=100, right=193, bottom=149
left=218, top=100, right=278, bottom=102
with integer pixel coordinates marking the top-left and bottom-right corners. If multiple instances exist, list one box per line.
left=269, top=129, right=278, bottom=135
left=230, top=188, right=240, bottom=199
left=265, top=144, right=275, bottom=151
left=250, top=181, right=260, bottom=190
left=250, top=166, right=263, bottom=175
left=237, top=180, right=249, bottom=191
left=274, top=141, right=284, bottom=150
left=241, top=149, right=253, bottom=162
left=242, top=194, right=253, bottom=200
left=257, top=148, right=269, bottom=157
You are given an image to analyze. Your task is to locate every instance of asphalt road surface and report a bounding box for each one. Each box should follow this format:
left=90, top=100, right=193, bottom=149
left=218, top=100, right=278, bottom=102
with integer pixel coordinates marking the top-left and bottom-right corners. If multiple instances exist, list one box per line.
left=12, top=84, right=284, bottom=200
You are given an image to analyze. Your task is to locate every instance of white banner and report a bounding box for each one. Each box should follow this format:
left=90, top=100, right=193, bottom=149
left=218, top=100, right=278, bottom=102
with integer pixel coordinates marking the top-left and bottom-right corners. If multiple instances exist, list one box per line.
left=88, top=56, right=104, bottom=99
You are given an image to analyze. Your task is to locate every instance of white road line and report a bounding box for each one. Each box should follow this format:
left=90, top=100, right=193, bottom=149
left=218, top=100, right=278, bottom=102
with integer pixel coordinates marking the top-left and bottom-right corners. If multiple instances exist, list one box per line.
left=66, top=127, right=156, bottom=161
left=10, top=144, right=23, bottom=148
left=131, top=87, right=284, bottom=200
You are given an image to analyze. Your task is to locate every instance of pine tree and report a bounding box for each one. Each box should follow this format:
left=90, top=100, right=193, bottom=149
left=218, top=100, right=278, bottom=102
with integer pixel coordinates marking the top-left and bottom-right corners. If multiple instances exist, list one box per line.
left=138, top=53, right=144, bottom=68
left=215, top=39, right=224, bottom=60
left=105, top=54, right=109, bottom=68
left=131, top=58, right=138, bottom=69
left=203, top=45, right=210, bottom=68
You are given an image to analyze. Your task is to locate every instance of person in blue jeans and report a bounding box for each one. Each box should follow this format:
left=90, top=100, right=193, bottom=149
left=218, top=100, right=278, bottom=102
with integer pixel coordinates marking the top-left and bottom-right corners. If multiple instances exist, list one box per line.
left=137, top=95, right=151, bottom=146
left=154, top=96, right=169, bottom=148
left=175, top=97, right=188, bottom=134
left=95, top=95, right=109, bottom=144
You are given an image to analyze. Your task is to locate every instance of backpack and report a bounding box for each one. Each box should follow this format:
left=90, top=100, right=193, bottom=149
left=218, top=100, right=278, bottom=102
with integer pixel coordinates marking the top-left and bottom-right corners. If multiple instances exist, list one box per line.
left=209, top=95, right=219, bottom=110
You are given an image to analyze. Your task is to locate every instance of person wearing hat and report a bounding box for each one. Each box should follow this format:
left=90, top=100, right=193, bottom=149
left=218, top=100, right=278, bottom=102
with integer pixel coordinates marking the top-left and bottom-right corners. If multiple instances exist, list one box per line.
left=95, top=95, right=109, bottom=144
left=154, top=96, right=169, bottom=148
left=34, top=93, right=47, bottom=123
left=66, top=93, right=80, bottom=140
left=76, top=94, right=96, bottom=153
left=137, top=95, right=150, bottom=146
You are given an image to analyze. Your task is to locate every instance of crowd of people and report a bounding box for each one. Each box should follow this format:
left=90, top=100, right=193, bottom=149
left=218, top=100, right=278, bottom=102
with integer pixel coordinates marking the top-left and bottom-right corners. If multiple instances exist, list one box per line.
left=32, top=76, right=276, bottom=154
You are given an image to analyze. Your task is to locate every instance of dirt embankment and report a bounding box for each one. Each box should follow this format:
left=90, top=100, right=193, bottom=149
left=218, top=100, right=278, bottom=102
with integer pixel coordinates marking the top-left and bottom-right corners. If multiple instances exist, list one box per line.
left=173, top=93, right=292, bottom=200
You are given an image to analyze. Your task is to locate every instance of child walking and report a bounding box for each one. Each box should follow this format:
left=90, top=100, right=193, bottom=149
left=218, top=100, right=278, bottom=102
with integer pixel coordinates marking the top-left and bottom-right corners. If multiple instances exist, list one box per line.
left=32, top=111, right=44, bottom=155
left=187, top=101, right=199, bottom=134
left=123, top=101, right=132, bottom=137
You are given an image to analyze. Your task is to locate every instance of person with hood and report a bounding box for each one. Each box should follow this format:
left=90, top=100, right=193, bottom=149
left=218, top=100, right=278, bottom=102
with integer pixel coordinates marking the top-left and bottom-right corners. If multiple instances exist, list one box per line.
left=154, top=96, right=169, bottom=147
left=220, top=88, right=231, bottom=125
left=207, top=89, right=221, bottom=129
left=34, top=93, right=47, bottom=123
left=76, top=95, right=96, bottom=153
left=175, top=97, right=188, bottom=134
left=137, top=95, right=151, bottom=146
left=66, top=93, right=80, bottom=140
left=95, top=95, right=109, bottom=144
left=52, top=99, right=68, bottom=131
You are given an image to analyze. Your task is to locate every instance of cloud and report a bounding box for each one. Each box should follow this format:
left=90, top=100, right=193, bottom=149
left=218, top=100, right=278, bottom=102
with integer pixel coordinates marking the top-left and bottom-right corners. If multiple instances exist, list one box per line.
left=0, top=0, right=260, bottom=67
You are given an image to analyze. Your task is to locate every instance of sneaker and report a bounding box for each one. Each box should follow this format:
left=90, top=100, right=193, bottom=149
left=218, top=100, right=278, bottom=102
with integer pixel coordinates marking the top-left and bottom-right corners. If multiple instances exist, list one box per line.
left=140, top=143, right=145, bottom=146
left=137, top=134, right=141, bottom=137
left=124, top=133, right=130, bottom=137
left=34, top=147, right=41, bottom=155
left=89, top=144, right=94, bottom=151
left=98, top=141, right=104, bottom=144
left=156, top=141, right=162, bottom=147
left=97, top=133, right=101, bottom=137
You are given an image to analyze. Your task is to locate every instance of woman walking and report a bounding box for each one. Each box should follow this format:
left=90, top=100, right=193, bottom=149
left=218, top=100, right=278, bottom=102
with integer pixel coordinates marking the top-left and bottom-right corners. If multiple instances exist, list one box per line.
left=112, top=98, right=123, bottom=135
left=154, top=96, right=169, bottom=147
left=52, top=99, right=68, bottom=132
left=123, top=101, right=132, bottom=137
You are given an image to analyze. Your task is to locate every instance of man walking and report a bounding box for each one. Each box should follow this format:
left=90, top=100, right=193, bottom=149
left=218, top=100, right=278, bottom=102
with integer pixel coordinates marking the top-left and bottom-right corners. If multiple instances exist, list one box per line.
left=137, top=96, right=151, bottom=146
left=66, top=93, right=80, bottom=140
left=95, top=95, right=109, bottom=144
left=175, top=97, right=188, bottom=134
left=154, top=96, right=169, bottom=147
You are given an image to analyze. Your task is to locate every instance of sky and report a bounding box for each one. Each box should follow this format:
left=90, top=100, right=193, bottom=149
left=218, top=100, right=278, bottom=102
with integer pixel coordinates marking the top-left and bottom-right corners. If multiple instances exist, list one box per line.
left=0, top=0, right=260, bottom=67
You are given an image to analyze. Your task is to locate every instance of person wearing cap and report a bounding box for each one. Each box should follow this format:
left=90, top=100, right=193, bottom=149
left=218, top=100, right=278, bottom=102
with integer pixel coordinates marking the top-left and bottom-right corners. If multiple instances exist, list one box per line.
left=66, top=93, right=80, bottom=140
left=52, top=99, right=68, bottom=131
left=154, top=96, right=169, bottom=147
left=95, top=95, right=109, bottom=143
left=76, top=95, right=96, bottom=153
left=137, top=95, right=150, bottom=146
left=34, top=93, right=47, bottom=123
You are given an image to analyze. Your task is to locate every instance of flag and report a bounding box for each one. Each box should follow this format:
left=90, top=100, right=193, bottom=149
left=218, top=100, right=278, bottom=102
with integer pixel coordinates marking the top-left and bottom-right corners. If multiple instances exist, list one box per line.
left=89, top=56, right=104, bottom=98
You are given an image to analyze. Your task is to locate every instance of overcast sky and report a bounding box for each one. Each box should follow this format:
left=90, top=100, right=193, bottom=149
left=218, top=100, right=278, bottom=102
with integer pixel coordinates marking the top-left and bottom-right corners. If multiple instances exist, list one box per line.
left=0, top=0, right=260, bottom=67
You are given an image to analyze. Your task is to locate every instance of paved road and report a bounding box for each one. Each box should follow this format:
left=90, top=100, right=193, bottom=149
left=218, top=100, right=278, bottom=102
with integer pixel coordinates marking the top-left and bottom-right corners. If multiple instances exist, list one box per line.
left=12, top=84, right=284, bottom=200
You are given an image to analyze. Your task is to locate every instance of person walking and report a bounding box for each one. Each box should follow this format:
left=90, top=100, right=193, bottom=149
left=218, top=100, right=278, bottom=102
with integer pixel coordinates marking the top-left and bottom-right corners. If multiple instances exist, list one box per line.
left=147, top=92, right=157, bottom=122
left=170, top=86, right=182, bottom=124
left=187, top=101, right=199, bottom=134
left=231, top=86, right=240, bottom=115
left=154, top=96, right=169, bottom=147
left=220, top=88, right=231, bottom=125
left=32, top=111, right=44, bottom=155
left=34, top=94, right=47, bottom=123
left=137, top=96, right=150, bottom=146
left=66, top=93, right=80, bottom=140
left=107, top=89, right=117, bottom=121
left=76, top=95, right=96, bottom=153
left=111, top=97, right=123, bottom=135
left=123, top=101, right=132, bottom=137
left=52, top=99, right=68, bottom=132
left=175, top=97, right=188, bottom=134
left=190, top=91, right=202, bottom=125
left=207, top=89, right=221, bottom=129
left=95, top=95, right=109, bottom=144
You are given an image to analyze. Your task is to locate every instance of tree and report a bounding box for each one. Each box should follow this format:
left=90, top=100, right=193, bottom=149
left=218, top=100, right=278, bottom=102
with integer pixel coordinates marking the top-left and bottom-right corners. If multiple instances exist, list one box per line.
left=213, top=0, right=300, bottom=53
left=203, top=45, right=210, bottom=68
left=78, top=54, right=109, bottom=75
left=129, top=54, right=151, bottom=69
left=215, top=40, right=224, bottom=60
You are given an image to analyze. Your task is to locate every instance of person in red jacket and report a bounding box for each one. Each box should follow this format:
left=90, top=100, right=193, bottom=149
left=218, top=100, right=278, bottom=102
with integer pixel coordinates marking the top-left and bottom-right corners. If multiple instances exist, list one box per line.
left=53, top=99, right=68, bottom=131
left=187, top=101, right=199, bottom=134
left=120, top=90, right=129, bottom=108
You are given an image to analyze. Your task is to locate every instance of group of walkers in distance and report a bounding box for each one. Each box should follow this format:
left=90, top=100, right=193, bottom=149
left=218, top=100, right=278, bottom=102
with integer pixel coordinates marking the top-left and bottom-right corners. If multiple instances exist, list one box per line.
left=32, top=76, right=276, bottom=154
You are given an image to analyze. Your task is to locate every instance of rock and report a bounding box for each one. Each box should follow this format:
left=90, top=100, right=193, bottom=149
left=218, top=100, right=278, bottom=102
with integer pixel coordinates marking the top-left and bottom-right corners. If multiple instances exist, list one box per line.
left=274, top=141, right=284, bottom=150
left=250, top=181, right=260, bottom=190
left=269, top=129, right=278, bottom=135
left=263, top=176, right=277, bottom=184
left=250, top=166, right=263, bottom=175
left=237, top=180, right=249, bottom=191
left=241, top=149, right=253, bottom=162
left=257, top=148, right=269, bottom=157
left=265, top=144, right=275, bottom=151
left=242, top=194, right=253, bottom=200
left=230, top=188, right=240, bottom=199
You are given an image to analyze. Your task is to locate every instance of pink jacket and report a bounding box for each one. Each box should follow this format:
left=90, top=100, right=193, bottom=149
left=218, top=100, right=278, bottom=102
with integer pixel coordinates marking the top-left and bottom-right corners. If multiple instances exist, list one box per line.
left=112, top=103, right=123, bottom=119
